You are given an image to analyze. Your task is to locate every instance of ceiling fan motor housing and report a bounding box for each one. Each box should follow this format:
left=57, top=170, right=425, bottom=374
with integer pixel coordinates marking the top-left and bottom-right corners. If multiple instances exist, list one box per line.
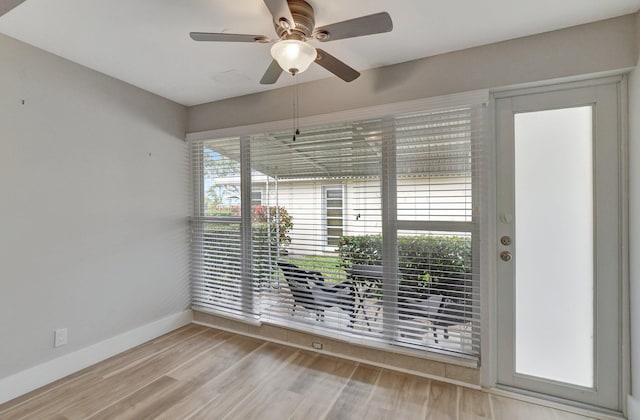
left=275, top=0, right=315, bottom=39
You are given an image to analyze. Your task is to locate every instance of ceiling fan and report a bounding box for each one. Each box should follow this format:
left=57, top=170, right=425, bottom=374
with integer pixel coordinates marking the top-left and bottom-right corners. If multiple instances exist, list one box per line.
left=190, top=0, right=393, bottom=84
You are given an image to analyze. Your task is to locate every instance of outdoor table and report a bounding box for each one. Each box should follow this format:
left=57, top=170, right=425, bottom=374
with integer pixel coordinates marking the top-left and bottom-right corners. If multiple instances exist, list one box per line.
left=348, top=264, right=384, bottom=329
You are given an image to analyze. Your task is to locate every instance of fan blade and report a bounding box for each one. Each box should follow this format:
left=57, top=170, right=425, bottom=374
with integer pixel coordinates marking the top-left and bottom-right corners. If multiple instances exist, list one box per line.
left=263, top=0, right=295, bottom=30
left=314, top=49, right=360, bottom=82
left=314, top=12, right=393, bottom=42
left=190, top=32, right=271, bottom=43
left=260, top=60, right=284, bottom=84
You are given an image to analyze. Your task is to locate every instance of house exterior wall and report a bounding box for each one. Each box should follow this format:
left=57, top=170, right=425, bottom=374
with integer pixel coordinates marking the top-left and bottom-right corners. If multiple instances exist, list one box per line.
left=256, top=176, right=469, bottom=255
left=258, top=178, right=382, bottom=255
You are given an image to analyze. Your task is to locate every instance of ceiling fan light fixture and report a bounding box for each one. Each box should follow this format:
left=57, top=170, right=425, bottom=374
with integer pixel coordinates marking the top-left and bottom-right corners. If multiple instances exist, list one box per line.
left=270, top=39, right=317, bottom=75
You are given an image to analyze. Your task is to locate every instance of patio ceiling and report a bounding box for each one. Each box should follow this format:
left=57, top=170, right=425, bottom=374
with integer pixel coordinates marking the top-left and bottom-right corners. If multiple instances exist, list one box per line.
left=204, top=109, right=474, bottom=179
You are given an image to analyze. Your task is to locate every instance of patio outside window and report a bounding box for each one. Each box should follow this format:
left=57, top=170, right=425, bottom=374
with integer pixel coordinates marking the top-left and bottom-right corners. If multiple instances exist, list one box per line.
left=190, top=104, right=484, bottom=361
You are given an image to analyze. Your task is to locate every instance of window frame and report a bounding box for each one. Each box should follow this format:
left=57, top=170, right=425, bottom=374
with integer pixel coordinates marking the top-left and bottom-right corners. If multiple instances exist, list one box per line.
left=188, top=90, right=489, bottom=365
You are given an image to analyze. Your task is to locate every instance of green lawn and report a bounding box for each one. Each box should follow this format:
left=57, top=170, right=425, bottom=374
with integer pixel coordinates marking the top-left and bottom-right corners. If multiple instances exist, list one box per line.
left=281, top=254, right=347, bottom=284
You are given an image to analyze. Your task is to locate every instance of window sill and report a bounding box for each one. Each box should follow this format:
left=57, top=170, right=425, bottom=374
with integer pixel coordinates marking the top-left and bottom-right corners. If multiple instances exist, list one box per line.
left=192, top=309, right=481, bottom=387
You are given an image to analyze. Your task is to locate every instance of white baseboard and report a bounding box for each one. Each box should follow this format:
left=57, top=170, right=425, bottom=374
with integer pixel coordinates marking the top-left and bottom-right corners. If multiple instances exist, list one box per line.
left=629, top=394, right=640, bottom=420
left=0, top=310, right=193, bottom=405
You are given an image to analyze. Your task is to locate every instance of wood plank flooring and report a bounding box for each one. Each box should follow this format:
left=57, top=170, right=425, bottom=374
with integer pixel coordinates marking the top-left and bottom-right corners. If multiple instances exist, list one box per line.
left=0, top=324, right=599, bottom=420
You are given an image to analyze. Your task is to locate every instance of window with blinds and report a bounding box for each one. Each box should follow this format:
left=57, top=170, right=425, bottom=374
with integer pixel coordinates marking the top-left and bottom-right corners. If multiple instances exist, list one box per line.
left=190, top=104, right=483, bottom=360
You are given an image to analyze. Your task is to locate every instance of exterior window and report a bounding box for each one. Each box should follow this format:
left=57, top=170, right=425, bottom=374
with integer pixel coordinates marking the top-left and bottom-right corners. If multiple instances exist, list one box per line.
left=190, top=103, right=484, bottom=361
left=324, top=187, right=344, bottom=246
left=251, top=191, right=262, bottom=207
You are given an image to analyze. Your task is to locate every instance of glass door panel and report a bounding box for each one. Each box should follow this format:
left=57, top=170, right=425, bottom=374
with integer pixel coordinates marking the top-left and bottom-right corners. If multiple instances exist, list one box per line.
left=514, top=107, right=594, bottom=387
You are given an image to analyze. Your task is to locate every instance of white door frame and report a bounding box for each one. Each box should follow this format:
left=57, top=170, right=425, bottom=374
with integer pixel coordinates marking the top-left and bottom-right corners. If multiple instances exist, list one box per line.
left=491, top=77, right=629, bottom=413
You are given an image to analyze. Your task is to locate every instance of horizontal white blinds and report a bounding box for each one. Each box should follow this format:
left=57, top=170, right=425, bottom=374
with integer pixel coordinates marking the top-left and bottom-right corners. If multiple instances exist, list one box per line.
left=394, top=107, right=481, bottom=355
left=190, top=104, right=483, bottom=360
left=251, top=122, right=384, bottom=335
left=191, top=138, right=259, bottom=319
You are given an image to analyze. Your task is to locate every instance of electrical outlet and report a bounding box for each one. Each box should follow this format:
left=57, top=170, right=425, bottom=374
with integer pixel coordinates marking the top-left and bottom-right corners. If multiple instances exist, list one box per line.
left=54, top=328, right=67, bottom=347
left=311, top=341, right=323, bottom=350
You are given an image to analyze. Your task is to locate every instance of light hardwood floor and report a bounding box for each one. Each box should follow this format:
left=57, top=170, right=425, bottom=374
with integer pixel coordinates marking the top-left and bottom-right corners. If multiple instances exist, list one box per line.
left=0, top=324, right=599, bottom=420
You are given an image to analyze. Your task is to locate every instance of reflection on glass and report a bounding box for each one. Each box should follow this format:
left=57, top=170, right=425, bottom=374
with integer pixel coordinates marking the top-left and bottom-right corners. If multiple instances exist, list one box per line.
left=514, top=106, right=594, bottom=388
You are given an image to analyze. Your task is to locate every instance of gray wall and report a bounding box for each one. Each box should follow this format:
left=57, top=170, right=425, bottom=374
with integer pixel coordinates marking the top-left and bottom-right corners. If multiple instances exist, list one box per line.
left=0, top=34, right=190, bottom=378
left=188, top=13, right=637, bottom=133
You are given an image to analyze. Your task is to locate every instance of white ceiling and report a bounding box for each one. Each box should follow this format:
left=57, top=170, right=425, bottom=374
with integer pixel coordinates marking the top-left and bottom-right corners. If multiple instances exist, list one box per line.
left=1, top=0, right=639, bottom=106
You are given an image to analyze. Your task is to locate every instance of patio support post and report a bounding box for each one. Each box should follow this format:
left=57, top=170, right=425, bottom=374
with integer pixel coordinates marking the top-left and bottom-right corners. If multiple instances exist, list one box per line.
left=240, top=136, right=254, bottom=314
left=381, top=118, right=399, bottom=340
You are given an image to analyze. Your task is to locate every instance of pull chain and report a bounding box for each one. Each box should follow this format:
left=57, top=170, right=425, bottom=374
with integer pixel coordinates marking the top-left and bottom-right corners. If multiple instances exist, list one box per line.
left=292, top=74, right=300, bottom=141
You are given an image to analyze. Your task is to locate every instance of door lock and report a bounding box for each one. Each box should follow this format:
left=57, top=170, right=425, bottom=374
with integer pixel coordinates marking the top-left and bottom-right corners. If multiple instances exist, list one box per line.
left=500, top=236, right=512, bottom=246
left=500, top=251, right=512, bottom=262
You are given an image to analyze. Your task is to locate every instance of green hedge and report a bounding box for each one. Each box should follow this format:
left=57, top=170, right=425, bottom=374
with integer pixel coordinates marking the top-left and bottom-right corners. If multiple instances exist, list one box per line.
left=337, top=234, right=472, bottom=300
